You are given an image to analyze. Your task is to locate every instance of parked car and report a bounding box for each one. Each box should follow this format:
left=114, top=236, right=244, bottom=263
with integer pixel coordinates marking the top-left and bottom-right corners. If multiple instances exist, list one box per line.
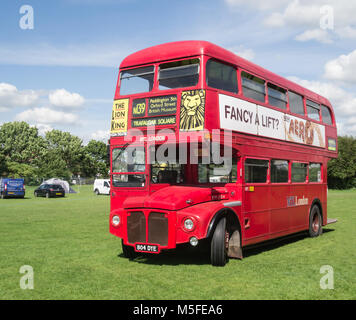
left=93, top=179, right=110, bottom=195
left=34, top=184, right=65, bottom=198
left=0, top=178, right=25, bottom=199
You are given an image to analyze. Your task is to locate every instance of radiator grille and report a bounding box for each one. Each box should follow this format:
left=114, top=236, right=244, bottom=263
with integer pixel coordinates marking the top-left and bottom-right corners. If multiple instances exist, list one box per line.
left=127, top=211, right=146, bottom=244
left=148, top=212, right=168, bottom=246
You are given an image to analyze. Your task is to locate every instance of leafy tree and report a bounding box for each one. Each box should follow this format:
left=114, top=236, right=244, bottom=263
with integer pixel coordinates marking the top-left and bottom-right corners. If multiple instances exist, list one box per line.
left=83, top=140, right=109, bottom=177
left=0, top=153, right=7, bottom=176
left=0, top=121, right=46, bottom=167
left=328, top=136, right=356, bottom=189
left=45, top=130, right=85, bottom=176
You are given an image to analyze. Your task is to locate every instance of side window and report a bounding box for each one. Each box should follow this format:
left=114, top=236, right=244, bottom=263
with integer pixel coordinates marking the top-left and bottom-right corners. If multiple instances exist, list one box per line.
left=271, top=160, right=289, bottom=183
left=206, top=59, right=238, bottom=93
left=291, top=162, right=307, bottom=183
left=245, top=159, right=269, bottom=183
left=104, top=181, right=110, bottom=188
left=309, top=163, right=321, bottom=182
left=306, top=100, right=320, bottom=121
left=268, top=83, right=287, bottom=109
left=289, top=91, right=304, bottom=115
left=321, top=105, right=333, bottom=125
left=241, top=71, right=266, bottom=103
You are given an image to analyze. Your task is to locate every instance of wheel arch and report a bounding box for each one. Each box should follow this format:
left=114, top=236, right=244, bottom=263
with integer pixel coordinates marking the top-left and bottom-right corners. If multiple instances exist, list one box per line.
left=206, top=207, right=242, bottom=239
left=310, top=198, right=323, bottom=223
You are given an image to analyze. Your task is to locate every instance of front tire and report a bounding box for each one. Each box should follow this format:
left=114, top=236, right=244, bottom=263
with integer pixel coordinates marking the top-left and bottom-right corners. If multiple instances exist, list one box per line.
left=121, top=239, right=138, bottom=260
left=309, top=205, right=322, bottom=237
left=94, top=189, right=100, bottom=195
left=211, top=217, right=228, bottom=266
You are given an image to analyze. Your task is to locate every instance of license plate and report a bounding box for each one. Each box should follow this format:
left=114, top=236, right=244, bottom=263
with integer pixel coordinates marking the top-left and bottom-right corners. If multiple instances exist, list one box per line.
left=135, top=243, right=160, bottom=253
left=8, top=192, right=14, bottom=194
left=56, top=193, right=62, bottom=195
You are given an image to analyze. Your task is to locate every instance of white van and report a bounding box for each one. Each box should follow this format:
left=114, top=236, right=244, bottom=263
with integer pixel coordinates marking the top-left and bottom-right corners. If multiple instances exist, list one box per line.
left=93, top=179, right=110, bottom=195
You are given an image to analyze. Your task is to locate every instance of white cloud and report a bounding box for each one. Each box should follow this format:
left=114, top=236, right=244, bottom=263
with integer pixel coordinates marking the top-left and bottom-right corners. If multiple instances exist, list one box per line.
left=30, top=123, right=54, bottom=136
left=49, top=89, right=85, bottom=108
left=228, top=45, right=255, bottom=61
left=295, top=29, right=333, bottom=44
left=91, top=130, right=110, bottom=142
left=226, top=0, right=356, bottom=44
left=0, top=83, right=39, bottom=111
left=324, top=50, right=356, bottom=83
left=225, top=0, right=290, bottom=11
left=15, top=107, right=78, bottom=125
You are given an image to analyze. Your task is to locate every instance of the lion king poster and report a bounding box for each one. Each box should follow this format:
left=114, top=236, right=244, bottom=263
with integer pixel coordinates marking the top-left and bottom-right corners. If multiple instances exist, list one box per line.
left=179, top=89, right=205, bottom=131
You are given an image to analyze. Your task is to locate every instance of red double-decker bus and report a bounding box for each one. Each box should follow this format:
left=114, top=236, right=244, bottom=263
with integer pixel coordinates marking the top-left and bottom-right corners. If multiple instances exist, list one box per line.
left=109, top=41, right=338, bottom=266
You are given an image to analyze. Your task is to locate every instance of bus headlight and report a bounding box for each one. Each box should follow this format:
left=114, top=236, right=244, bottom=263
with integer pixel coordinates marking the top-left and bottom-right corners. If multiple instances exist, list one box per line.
left=112, top=215, right=120, bottom=227
left=183, top=218, right=194, bottom=231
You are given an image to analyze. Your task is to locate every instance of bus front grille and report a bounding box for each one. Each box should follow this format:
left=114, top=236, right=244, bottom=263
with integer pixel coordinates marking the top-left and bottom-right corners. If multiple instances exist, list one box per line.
left=127, top=211, right=146, bottom=244
left=148, top=212, right=168, bottom=246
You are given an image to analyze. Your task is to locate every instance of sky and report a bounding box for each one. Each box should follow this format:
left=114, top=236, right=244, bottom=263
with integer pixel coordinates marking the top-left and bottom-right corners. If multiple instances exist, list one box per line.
left=1, top=0, right=356, bottom=143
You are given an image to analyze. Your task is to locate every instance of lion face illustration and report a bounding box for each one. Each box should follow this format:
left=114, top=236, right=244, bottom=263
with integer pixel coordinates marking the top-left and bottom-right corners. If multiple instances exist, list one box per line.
left=180, top=90, right=205, bottom=131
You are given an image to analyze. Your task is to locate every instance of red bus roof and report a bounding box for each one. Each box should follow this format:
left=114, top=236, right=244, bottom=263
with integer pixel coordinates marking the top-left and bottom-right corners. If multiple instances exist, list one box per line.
left=120, top=40, right=332, bottom=108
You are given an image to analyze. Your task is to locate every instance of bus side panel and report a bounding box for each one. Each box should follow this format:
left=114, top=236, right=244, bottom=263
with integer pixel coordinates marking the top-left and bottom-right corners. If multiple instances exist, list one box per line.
left=243, top=185, right=270, bottom=242
left=270, top=184, right=290, bottom=235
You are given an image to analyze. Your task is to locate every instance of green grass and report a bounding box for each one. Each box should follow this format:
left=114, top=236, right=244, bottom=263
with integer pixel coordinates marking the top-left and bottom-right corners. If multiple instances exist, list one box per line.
left=0, top=186, right=355, bottom=300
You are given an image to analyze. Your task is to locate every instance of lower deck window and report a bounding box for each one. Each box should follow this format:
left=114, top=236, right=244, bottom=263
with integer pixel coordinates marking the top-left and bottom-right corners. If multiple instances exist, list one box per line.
left=292, top=163, right=307, bottom=183
left=271, top=160, right=289, bottom=183
left=309, top=163, right=321, bottom=182
left=245, top=159, right=269, bottom=183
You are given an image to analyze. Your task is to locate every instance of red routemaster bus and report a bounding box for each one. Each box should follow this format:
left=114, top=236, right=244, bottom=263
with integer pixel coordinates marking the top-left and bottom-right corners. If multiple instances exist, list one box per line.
left=109, top=41, right=338, bottom=266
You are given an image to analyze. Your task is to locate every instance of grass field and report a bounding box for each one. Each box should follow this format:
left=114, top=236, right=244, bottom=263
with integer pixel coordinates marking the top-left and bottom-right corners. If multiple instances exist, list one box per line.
left=0, top=185, right=355, bottom=300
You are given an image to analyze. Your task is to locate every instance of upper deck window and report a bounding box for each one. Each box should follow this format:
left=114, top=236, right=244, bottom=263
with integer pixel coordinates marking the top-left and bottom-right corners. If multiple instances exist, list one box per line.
left=158, top=58, right=199, bottom=90
left=206, top=59, right=238, bottom=94
left=321, top=105, right=333, bottom=125
left=119, top=66, right=154, bottom=96
left=289, top=91, right=304, bottom=115
left=268, top=83, right=287, bottom=109
left=306, top=99, right=320, bottom=121
left=241, top=72, right=266, bottom=103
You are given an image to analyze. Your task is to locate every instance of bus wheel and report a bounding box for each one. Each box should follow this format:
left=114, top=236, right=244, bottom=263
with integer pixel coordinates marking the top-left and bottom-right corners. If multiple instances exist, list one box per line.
left=121, top=239, right=138, bottom=260
left=309, top=205, right=322, bottom=237
left=211, top=217, right=228, bottom=267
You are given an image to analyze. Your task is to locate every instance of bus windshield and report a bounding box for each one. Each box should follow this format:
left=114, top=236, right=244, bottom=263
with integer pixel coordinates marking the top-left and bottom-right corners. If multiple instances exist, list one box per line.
left=119, top=66, right=154, bottom=95
left=112, top=146, right=146, bottom=187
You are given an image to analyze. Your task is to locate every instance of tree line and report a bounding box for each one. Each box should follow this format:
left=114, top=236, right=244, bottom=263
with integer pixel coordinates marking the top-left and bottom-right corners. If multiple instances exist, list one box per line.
left=0, top=121, right=355, bottom=189
left=0, top=122, right=109, bottom=185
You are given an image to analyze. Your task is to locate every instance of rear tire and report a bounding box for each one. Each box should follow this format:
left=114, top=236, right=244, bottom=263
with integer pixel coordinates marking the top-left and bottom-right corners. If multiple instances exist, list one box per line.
left=211, top=217, right=228, bottom=266
left=1, top=193, right=4, bottom=199
left=34, top=191, right=38, bottom=197
left=309, top=205, right=322, bottom=237
left=121, top=239, right=138, bottom=260
left=46, top=192, right=50, bottom=199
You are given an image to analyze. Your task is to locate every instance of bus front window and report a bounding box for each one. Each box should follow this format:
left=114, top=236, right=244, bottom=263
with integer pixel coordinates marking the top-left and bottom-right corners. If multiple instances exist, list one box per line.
left=150, top=145, right=185, bottom=184
left=119, top=66, right=154, bottom=95
left=159, top=58, right=200, bottom=90
left=112, top=146, right=146, bottom=187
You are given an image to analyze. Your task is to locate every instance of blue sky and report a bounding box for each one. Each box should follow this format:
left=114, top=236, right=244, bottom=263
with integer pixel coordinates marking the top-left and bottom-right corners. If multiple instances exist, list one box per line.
left=1, top=0, right=356, bottom=142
